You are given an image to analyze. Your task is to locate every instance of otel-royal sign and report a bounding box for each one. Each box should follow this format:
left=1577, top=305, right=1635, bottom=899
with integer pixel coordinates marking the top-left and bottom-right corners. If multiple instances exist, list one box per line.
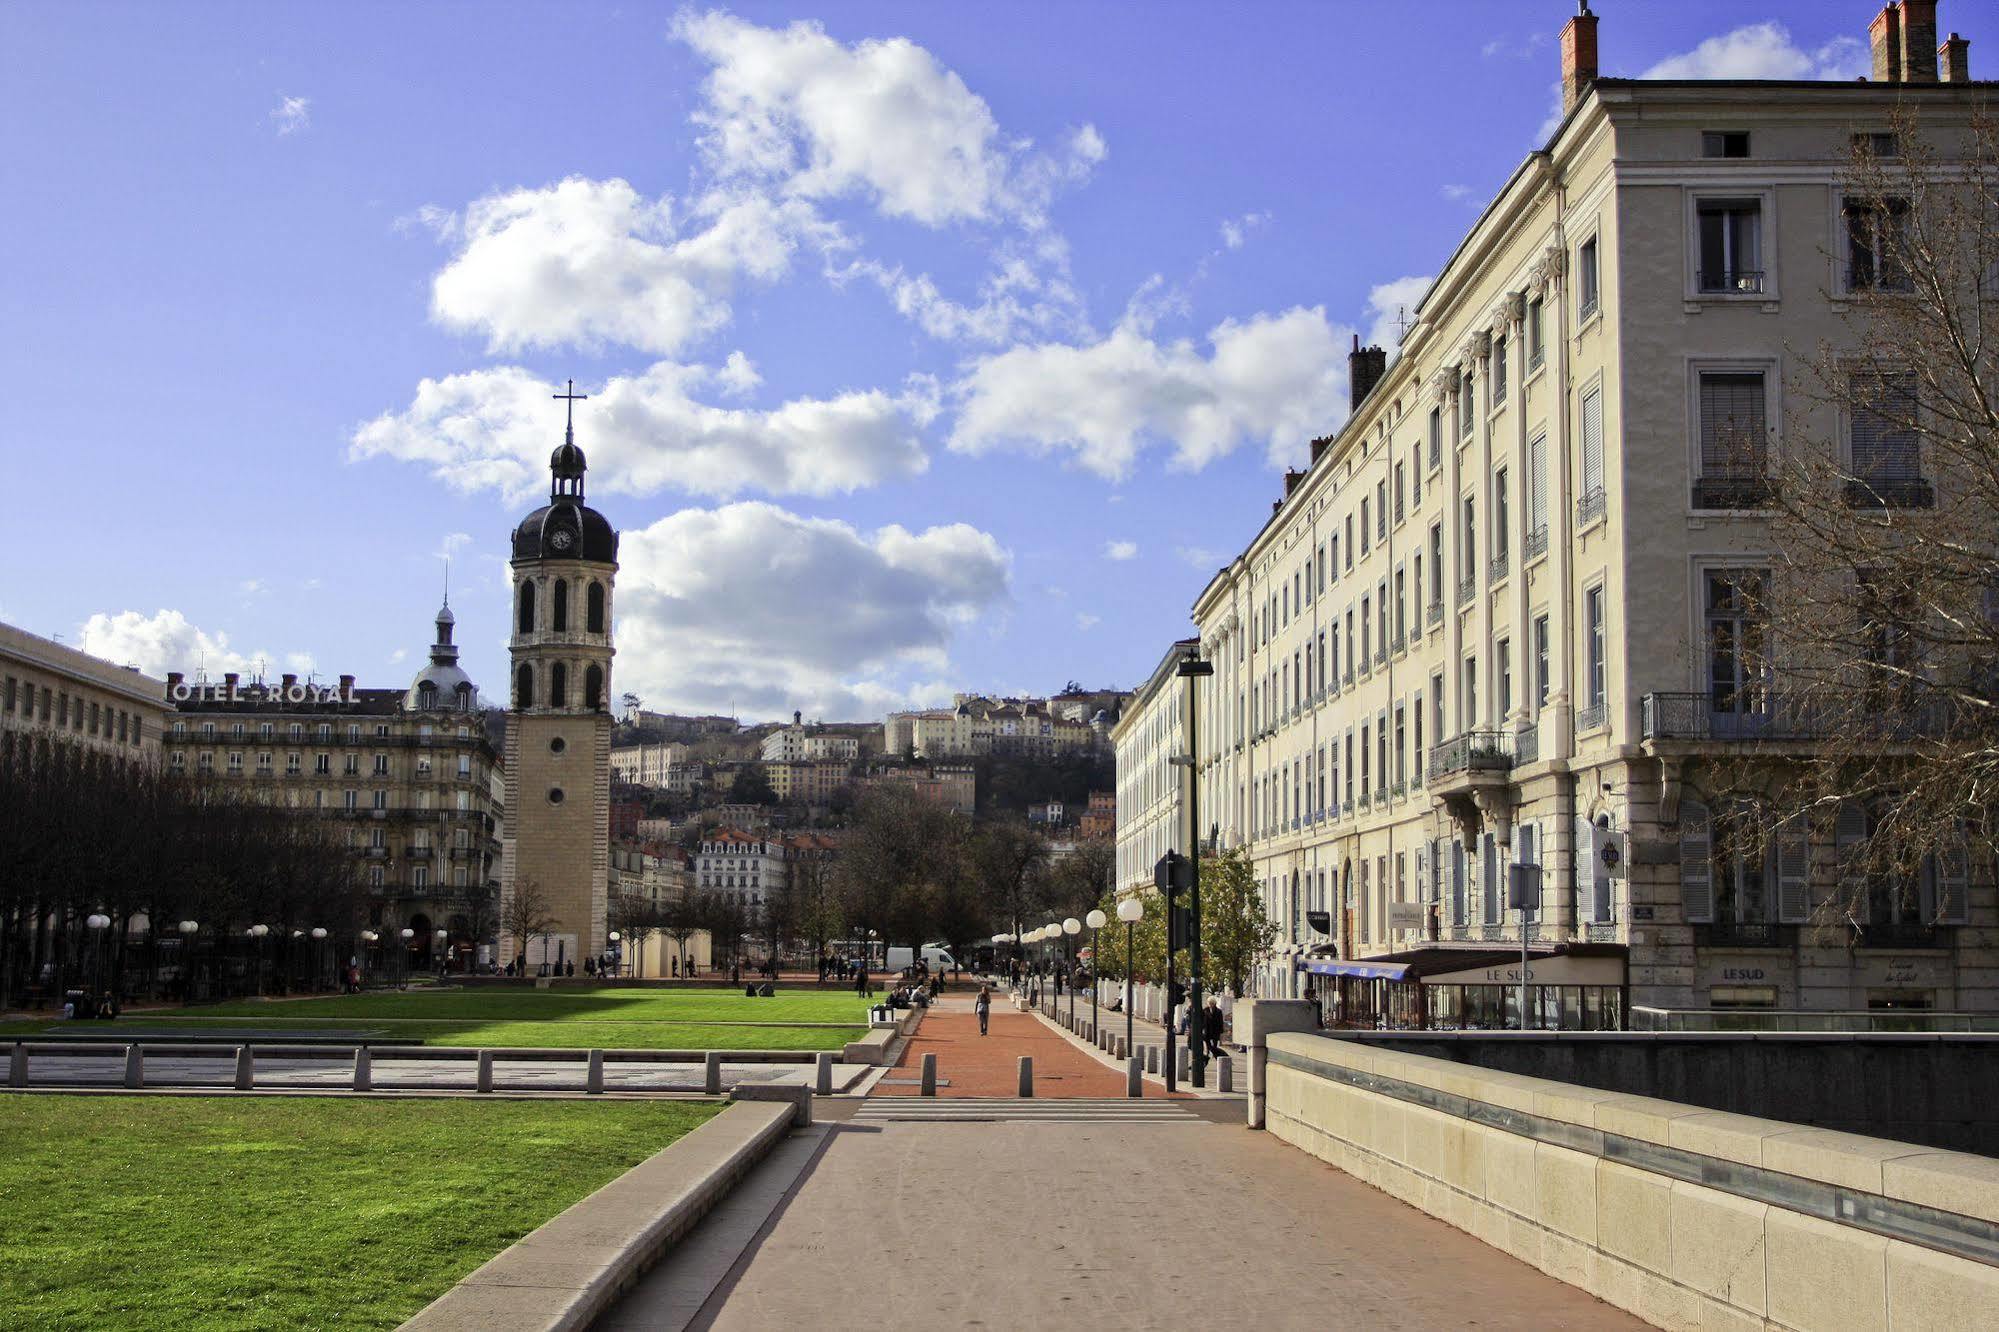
left=167, top=679, right=356, bottom=706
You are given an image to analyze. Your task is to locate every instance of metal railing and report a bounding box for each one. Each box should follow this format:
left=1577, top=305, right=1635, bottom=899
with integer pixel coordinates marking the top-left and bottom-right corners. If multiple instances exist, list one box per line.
left=1427, top=600, right=1444, bottom=627
left=1583, top=922, right=1619, bottom=942
left=1856, top=923, right=1950, bottom=949
left=1692, top=476, right=1774, bottom=509
left=1524, top=527, right=1548, bottom=561
left=1576, top=702, right=1606, bottom=733
left=1426, top=729, right=1514, bottom=782
left=1456, top=575, right=1476, bottom=608
left=1697, top=268, right=1766, bottom=294
left=1845, top=477, right=1934, bottom=509
left=1513, top=724, right=1539, bottom=766
left=1694, top=922, right=1794, bottom=948
left=1576, top=487, right=1606, bottom=527
left=1488, top=553, right=1509, bottom=583
left=1640, top=691, right=1950, bottom=743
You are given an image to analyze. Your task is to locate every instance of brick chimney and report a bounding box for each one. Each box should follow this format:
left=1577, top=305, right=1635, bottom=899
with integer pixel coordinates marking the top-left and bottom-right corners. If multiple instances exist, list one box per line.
left=1348, top=335, right=1387, bottom=411
left=1309, top=433, right=1334, bottom=463
left=1871, top=5, right=1902, bottom=81
left=1560, top=1, right=1599, bottom=116
left=1900, top=1, right=1939, bottom=81
left=1940, top=31, right=1970, bottom=81
left=1284, top=468, right=1305, bottom=497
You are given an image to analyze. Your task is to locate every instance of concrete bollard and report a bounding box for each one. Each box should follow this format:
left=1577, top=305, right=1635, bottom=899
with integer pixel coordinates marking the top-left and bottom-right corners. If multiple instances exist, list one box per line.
left=476, top=1050, right=494, bottom=1093
left=353, top=1046, right=372, bottom=1092
left=1145, top=1044, right=1159, bottom=1075
left=586, top=1049, right=605, bottom=1094
left=1127, top=1055, right=1142, bottom=1099
left=234, top=1046, right=254, bottom=1091
left=1215, top=1054, right=1233, bottom=1093
left=1176, top=1045, right=1191, bottom=1083
left=704, top=1051, right=722, bottom=1095
left=814, top=1051, right=833, bottom=1095
left=8, top=1043, right=26, bottom=1088
left=1017, top=1055, right=1033, bottom=1098
left=920, top=1052, right=938, bottom=1097
left=124, top=1045, right=143, bottom=1089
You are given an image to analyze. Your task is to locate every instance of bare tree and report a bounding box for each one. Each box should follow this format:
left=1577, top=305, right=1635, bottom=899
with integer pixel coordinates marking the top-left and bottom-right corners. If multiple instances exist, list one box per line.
left=500, top=877, right=559, bottom=970
left=1713, top=109, right=1999, bottom=933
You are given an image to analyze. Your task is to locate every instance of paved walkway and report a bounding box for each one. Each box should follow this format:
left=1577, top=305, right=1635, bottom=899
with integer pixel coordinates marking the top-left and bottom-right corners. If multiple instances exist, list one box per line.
left=659, top=1103, right=1645, bottom=1329
left=871, top=994, right=1181, bottom=1098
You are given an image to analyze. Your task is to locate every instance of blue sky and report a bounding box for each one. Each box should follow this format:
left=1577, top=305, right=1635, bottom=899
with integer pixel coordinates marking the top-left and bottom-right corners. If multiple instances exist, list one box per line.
left=2, top=1, right=1883, bottom=721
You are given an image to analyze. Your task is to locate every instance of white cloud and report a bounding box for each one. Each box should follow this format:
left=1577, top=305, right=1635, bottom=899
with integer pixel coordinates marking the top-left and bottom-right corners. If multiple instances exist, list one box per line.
left=1103, top=540, right=1138, bottom=562
left=1535, top=81, right=1566, bottom=143
left=672, top=11, right=1103, bottom=228
left=389, top=648, right=409, bottom=665
left=1362, top=274, right=1433, bottom=354
left=351, top=362, right=930, bottom=502
left=436, top=532, right=474, bottom=559
left=1219, top=211, right=1268, bottom=250
left=271, top=95, right=310, bottom=136
left=1075, top=613, right=1100, bottom=631
left=1643, top=23, right=1867, bottom=81
left=716, top=350, right=761, bottom=396
left=427, top=177, right=837, bottom=356
left=949, top=306, right=1354, bottom=478
left=239, top=579, right=267, bottom=596
left=78, top=609, right=295, bottom=679
left=1441, top=184, right=1474, bottom=204
left=840, top=248, right=1089, bottom=345
left=1176, top=545, right=1222, bottom=570
left=612, top=502, right=1011, bottom=718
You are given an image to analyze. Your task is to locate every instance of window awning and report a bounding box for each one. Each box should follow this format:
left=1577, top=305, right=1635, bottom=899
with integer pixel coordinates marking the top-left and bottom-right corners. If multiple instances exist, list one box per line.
left=1298, top=957, right=1412, bottom=981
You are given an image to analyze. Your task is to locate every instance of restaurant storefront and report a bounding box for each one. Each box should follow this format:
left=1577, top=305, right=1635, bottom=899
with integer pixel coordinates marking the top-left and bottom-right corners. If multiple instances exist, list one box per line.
left=1299, top=947, right=1629, bottom=1031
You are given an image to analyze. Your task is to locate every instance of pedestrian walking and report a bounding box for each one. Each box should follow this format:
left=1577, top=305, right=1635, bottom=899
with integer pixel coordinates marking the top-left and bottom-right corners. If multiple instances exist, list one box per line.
left=975, top=984, right=992, bottom=1036
left=1203, top=998, right=1225, bottom=1058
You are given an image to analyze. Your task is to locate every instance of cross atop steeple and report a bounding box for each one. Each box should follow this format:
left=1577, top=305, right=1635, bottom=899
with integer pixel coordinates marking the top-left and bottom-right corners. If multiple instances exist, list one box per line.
left=554, top=379, right=588, bottom=444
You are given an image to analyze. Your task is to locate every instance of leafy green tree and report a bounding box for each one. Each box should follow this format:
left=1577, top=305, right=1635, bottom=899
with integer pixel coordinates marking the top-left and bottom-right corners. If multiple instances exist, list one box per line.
left=729, top=762, right=777, bottom=806
left=1197, top=847, right=1275, bottom=996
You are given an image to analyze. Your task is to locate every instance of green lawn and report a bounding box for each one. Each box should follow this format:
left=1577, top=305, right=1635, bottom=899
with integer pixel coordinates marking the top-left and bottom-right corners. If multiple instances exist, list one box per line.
left=1, top=988, right=870, bottom=1051
left=0, top=1095, right=717, bottom=1330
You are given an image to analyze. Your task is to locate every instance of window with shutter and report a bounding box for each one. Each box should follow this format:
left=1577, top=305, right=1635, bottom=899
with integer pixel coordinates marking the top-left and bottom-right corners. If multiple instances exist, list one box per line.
left=1937, top=837, right=1971, bottom=925
left=1594, top=824, right=1615, bottom=923
left=1849, top=370, right=1919, bottom=484
left=1835, top=800, right=1869, bottom=914
left=1528, top=431, right=1548, bottom=541
left=1581, top=386, right=1604, bottom=493
left=1698, top=372, right=1768, bottom=501
left=1776, top=819, right=1810, bottom=923
left=1451, top=840, right=1466, bottom=926
left=1679, top=802, right=1714, bottom=923
left=1519, top=822, right=1540, bottom=923
left=1482, top=832, right=1499, bottom=922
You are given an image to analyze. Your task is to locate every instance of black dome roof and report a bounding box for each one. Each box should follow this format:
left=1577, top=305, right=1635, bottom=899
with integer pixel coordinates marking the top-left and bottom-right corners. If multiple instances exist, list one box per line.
left=512, top=502, right=618, bottom=563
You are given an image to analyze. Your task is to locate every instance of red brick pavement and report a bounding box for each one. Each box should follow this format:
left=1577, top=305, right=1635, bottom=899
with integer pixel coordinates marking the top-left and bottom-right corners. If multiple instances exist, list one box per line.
left=871, top=996, right=1184, bottom=1098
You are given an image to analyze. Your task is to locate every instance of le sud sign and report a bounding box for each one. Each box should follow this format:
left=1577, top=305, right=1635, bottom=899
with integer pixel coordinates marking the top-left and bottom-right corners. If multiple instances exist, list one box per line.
left=167, top=678, right=356, bottom=706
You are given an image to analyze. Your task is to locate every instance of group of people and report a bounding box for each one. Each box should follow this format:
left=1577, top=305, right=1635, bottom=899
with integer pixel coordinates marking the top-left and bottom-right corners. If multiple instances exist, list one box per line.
left=881, top=961, right=946, bottom=1010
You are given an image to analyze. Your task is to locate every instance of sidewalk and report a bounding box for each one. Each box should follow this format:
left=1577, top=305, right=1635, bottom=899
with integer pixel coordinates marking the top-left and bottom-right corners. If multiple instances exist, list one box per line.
left=869, top=994, right=1185, bottom=1098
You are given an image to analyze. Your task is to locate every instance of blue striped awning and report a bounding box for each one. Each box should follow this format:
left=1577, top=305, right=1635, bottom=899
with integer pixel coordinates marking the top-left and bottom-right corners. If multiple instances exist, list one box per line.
left=1296, top=957, right=1411, bottom=981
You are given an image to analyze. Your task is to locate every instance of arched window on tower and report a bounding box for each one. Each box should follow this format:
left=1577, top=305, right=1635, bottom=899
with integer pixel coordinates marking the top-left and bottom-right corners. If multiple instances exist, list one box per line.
left=515, top=664, right=534, bottom=710
left=517, top=581, right=535, bottom=634
left=585, top=664, right=604, bottom=711
left=587, top=582, right=605, bottom=634
left=550, top=663, right=567, bottom=708
left=553, top=580, right=569, bottom=632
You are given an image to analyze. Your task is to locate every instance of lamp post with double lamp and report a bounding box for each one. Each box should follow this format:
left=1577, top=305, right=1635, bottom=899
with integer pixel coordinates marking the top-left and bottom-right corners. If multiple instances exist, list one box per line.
left=399, top=927, right=415, bottom=984
left=247, top=923, right=270, bottom=997
left=1062, top=918, right=1081, bottom=1025
left=1116, top=896, right=1142, bottom=1054
left=1045, top=921, right=1061, bottom=1013
left=310, top=927, right=328, bottom=991
left=1175, top=649, right=1215, bottom=1088
left=607, top=931, right=620, bottom=980
left=435, top=928, right=450, bottom=976
left=360, top=930, right=379, bottom=986
left=1085, top=909, right=1106, bottom=1031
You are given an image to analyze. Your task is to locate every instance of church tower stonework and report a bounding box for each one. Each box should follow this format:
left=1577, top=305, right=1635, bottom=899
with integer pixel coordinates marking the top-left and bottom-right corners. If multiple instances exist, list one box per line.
left=500, top=383, right=618, bottom=968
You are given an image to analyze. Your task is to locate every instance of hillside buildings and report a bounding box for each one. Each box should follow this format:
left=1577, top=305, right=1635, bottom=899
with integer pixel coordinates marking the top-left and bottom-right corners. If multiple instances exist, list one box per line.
left=883, top=690, right=1125, bottom=759
left=760, top=711, right=862, bottom=763
left=1128, top=2, right=1997, bottom=1024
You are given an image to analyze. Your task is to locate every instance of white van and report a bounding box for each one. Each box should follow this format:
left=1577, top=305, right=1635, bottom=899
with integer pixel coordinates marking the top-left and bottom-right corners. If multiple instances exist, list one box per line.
left=884, top=944, right=956, bottom=974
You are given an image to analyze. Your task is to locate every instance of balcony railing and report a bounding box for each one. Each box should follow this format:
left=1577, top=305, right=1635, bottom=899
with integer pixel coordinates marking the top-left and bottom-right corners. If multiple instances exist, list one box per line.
left=1583, top=922, right=1619, bottom=942
left=1577, top=702, right=1606, bottom=733
left=1524, top=527, right=1548, bottom=561
left=1845, top=477, right=1934, bottom=509
left=1488, top=553, right=1509, bottom=583
left=1427, top=729, right=1514, bottom=782
left=1392, top=629, right=1406, bottom=653
left=1697, top=268, right=1766, bottom=294
left=1692, top=476, right=1774, bottom=510
left=1513, top=724, right=1539, bottom=766
left=1455, top=575, right=1476, bottom=608
left=1856, top=923, right=1950, bottom=949
left=1641, top=691, right=1950, bottom=743
left=1373, top=647, right=1388, bottom=668
left=1576, top=487, right=1606, bottom=527
left=1694, top=922, right=1795, bottom=948
left=1427, top=600, right=1444, bottom=628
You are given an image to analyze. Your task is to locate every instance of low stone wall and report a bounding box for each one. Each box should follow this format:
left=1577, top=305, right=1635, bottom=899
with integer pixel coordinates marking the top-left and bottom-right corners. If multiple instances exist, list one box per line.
left=1264, top=1031, right=1999, bottom=1330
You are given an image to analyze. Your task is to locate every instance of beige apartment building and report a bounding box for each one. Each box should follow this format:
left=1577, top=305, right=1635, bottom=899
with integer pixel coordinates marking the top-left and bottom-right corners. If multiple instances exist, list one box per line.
left=1, top=621, right=168, bottom=771
left=1172, top=3, right=1994, bottom=1025
left=1111, top=640, right=1197, bottom=896
left=158, top=604, right=505, bottom=963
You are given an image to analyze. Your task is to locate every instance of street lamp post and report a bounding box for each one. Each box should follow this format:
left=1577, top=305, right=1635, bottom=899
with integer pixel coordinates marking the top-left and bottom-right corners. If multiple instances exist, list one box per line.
left=435, top=928, right=450, bottom=977
left=1062, top=918, right=1081, bottom=1024
left=178, top=919, right=200, bottom=1002
left=1175, top=649, right=1215, bottom=1088
left=84, top=913, right=111, bottom=1009
left=608, top=931, right=620, bottom=980
left=1116, top=896, right=1142, bottom=1055
left=310, top=927, right=327, bottom=991
left=247, top=923, right=270, bottom=997
left=399, top=927, right=415, bottom=984
left=1085, top=909, right=1106, bottom=1032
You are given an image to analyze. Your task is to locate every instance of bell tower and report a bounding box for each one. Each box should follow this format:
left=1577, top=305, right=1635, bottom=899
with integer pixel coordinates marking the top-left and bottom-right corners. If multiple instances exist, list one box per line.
left=500, top=381, right=619, bottom=969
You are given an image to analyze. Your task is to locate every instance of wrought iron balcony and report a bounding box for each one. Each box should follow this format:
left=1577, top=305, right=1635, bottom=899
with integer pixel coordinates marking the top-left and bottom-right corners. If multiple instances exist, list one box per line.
left=1456, top=575, right=1476, bottom=608
left=1576, top=487, right=1607, bottom=527
left=1692, top=476, right=1774, bottom=509
left=1488, top=553, right=1509, bottom=583
left=1576, top=702, right=1606, bottom=733
left=1373, top=647, right=1388, bottom=668
left=1427, top=600, right=1444, bottom=628
left=1392, top=629, right=1406, bottom=653
left=1524, top=527, right=1548, bottom=561
left=1426, top=729, right=1514, bottom=782
left=1513, top=724, right=1539, bottom=766
left=1856, top=923, right=1950, bottom=949
left=1694, top=922, right=1795, bottom=948
left=1583, top=922, right=1619, bottom=942
left=1844, top=477, right=1934, bottom=509
left=1698, top=268, right=1766, bottom=294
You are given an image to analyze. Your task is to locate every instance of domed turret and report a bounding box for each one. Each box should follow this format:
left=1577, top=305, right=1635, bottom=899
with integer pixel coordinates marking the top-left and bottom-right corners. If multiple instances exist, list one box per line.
left=406, top=600, right=478, bottom=711
left=511, top=379, right=619, bottom=564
